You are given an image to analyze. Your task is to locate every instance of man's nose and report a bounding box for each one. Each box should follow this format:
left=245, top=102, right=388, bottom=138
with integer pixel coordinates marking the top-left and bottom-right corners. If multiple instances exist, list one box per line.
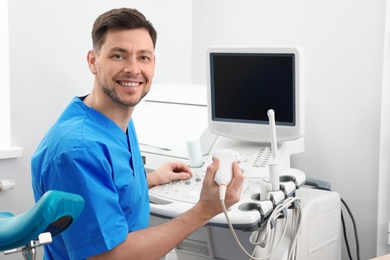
left=123, top=58, right=141, bottom=75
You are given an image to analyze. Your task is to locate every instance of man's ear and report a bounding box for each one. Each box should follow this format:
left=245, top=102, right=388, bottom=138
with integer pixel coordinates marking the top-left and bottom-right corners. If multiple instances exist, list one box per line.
left=87, top=50, right=97, bottom=74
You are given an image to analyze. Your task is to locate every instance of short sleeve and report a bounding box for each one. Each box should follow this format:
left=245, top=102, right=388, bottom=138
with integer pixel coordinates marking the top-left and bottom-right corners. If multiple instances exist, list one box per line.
left=41, top=147, right=129, bottom=259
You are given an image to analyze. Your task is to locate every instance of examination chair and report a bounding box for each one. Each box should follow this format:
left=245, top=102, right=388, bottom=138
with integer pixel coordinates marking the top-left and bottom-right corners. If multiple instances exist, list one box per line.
left=0, top=190, right=85, bottom=259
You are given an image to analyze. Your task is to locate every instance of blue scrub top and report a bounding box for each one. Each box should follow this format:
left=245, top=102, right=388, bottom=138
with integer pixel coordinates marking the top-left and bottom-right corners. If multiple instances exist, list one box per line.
left=31, top=96, right=150, bottom=259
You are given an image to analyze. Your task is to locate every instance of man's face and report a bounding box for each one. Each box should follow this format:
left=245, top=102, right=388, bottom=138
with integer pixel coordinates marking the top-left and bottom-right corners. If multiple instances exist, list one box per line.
left=88, top=28, right=155, bottom=108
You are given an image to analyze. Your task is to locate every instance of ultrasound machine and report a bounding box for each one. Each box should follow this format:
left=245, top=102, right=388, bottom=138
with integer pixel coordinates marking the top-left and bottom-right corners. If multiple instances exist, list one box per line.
left=132, top=47, right=341, bottom=260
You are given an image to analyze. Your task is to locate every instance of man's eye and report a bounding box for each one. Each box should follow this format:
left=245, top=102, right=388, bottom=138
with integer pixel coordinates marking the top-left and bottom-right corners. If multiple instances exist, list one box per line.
left=113, top=54, right=125, bottom=59
left=141, top=56, right=150, bottom=61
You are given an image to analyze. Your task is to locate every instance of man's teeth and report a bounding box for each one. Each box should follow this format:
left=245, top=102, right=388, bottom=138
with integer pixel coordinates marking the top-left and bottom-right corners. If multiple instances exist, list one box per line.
left=121, top=82, right=139, bottom=87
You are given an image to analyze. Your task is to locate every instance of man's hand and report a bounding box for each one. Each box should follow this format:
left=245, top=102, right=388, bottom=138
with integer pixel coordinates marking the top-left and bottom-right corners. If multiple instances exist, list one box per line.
left=147, top=162, right=192, bottom=189
left=196, top=159, right=244, bottom=219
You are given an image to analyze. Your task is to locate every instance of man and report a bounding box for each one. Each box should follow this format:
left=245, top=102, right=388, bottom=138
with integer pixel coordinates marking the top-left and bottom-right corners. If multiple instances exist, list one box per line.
left=31, top=8, right=243, bottom=259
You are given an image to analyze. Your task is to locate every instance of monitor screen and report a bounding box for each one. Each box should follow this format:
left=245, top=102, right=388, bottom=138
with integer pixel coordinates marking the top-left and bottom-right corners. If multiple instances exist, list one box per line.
left=207, top=47, right=304, bottom=143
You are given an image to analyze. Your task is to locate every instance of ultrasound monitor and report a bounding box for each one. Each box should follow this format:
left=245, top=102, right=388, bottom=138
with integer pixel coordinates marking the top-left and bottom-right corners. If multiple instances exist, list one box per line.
left=206, top=47, right=304, bottom=143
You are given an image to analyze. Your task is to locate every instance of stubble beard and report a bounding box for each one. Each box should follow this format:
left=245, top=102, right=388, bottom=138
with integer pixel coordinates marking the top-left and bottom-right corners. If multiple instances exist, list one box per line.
left=95, top=66, right=149, bottom=108
left=101, top=83, right=148, bottom=108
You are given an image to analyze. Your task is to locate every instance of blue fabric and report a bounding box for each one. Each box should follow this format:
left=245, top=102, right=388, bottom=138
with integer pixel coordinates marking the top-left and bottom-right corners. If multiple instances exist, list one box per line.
left=31, top=96, right=149, bottom=259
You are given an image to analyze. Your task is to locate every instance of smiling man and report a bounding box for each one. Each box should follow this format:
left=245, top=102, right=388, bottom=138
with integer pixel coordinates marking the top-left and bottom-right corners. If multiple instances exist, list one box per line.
left=31, top=8, right=243, bottom=260
left=84, top=27, right=155, bottom=131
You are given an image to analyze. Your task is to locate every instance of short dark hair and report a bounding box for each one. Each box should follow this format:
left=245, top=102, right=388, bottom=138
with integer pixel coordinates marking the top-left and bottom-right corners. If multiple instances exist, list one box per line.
left=92, top=8, right=157, bottom=52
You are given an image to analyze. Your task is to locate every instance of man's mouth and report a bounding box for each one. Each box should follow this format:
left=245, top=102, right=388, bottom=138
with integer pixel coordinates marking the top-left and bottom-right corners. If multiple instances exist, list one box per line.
left=118, top=81, right=141, bottom=87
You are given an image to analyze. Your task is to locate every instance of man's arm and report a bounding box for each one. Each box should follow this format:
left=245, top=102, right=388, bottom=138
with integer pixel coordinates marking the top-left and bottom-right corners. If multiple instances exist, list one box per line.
left=89, top=160, right=243, bottom=260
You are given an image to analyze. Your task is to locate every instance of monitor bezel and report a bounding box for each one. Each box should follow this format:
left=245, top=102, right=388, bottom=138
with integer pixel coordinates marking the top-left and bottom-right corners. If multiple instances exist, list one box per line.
left=206, top=46, right=304, bottom=143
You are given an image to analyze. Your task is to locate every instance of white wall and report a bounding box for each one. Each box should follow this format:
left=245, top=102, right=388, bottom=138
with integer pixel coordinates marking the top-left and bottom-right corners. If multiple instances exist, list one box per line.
left=377, top=0, right=390, bottom=255
left=1, top=0, right=388, bottom=260
left=0, top=0, right=11, bottom=148
left=191, top=1, right=386, bottom=259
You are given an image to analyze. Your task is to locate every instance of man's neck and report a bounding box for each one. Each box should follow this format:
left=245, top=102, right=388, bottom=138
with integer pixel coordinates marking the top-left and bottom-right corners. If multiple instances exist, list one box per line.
left=83, top=93, right=133, bottom=132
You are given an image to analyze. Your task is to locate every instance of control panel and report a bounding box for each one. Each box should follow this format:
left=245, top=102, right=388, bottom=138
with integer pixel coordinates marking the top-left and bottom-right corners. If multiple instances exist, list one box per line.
left=148, top=140, right=306, bottom=231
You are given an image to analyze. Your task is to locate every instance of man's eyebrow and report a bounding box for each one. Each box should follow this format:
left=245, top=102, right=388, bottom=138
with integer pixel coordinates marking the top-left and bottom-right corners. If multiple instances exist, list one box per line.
left=110, top=47, right=128, bottom=53
left=140, top=49, right=154, bottom=55
left=109, top=47, right=154, bottom=55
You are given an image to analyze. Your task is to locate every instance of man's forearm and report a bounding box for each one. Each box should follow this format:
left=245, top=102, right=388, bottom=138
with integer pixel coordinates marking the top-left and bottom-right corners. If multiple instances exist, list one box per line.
left=88, top=203, right=214, bottom=260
